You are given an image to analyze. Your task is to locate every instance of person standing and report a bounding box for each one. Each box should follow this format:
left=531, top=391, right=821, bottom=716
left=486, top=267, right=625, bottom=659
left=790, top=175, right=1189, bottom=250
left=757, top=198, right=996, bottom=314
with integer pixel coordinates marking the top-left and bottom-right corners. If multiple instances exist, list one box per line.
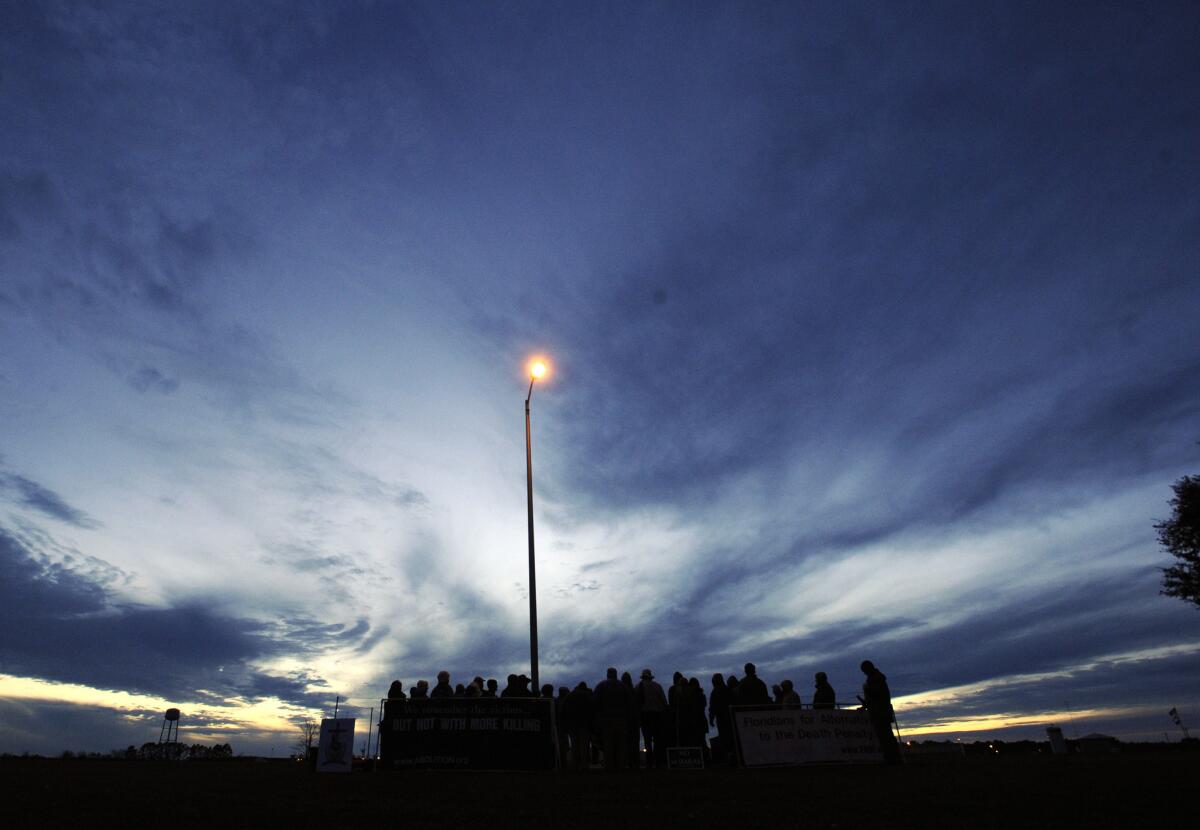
left=738, top=663, right=770, bottom=705
left=636, top=668, right=667, bottom=768
left=555, top=686, right=571, bottom=769
left=430, top=671, right=454, bottom=698
left=779, top=679, right=802, bottom=707
left=812, top=672, right=836, bottom=709
left=680, top=677, right=708, bottom=750
left=859, top=660, right=902, bottom=765
left=594, top=668, right=632, bottom=772
left=621, top=671, right=642, bottom=769
left=708, top=673, right=732, bottom=764
left=563, top=682, right=595, bottom=771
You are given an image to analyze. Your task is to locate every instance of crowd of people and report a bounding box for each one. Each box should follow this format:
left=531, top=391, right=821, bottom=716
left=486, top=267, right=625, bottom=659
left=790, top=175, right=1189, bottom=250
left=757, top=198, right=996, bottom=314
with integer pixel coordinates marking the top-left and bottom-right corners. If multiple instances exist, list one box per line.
left=382, top=659, right=901, bottom=767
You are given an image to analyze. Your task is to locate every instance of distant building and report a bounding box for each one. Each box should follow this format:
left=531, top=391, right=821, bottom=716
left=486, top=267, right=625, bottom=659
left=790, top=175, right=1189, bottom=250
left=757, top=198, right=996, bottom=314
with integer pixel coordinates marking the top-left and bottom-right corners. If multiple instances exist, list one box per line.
left=1046, top=726, right=1068, bottom=754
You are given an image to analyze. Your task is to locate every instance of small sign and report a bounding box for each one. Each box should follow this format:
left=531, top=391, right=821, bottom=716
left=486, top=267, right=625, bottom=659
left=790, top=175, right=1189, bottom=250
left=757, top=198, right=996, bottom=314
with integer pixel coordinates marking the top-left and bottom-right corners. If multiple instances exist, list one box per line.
left=667, top=746, right=705, bottom=769
left=317, top=718, right=356, bottom=773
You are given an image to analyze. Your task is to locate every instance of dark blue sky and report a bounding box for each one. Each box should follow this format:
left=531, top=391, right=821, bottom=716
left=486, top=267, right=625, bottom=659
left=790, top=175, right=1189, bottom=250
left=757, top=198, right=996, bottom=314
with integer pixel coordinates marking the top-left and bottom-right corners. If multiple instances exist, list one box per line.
left=1, top=1, right=1198, bottom=754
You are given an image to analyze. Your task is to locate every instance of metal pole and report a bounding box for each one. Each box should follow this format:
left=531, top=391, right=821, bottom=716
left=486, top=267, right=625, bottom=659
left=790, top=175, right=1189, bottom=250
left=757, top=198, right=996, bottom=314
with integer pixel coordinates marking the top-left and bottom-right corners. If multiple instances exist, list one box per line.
left=525, top=378, right=539, bottom=693
left=366, top=705, right=374, bottom=760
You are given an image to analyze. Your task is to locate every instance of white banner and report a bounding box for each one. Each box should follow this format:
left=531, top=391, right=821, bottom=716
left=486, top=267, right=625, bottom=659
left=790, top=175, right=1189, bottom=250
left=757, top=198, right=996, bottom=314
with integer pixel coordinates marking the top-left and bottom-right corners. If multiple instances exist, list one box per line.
left=317, top=718, right=356, bottom=773
left=732, top=707, right=883, bottom=766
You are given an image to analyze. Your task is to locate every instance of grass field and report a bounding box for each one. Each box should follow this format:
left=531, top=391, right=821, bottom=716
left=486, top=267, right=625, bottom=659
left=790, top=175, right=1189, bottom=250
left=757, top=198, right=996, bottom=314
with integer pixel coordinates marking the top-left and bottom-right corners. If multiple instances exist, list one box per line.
left=4, top=753, right=1195, bottom=828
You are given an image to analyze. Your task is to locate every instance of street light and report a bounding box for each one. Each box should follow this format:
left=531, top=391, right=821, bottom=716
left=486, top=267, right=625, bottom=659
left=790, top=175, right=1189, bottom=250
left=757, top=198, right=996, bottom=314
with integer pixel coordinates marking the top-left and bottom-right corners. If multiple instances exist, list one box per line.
left=525, top=358, right=548, bottom=693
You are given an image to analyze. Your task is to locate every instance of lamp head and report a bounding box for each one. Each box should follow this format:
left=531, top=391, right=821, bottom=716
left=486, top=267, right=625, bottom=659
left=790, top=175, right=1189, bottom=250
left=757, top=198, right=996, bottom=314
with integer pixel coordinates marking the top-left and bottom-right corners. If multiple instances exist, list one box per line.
left=530, top=360, right=548, bottom=380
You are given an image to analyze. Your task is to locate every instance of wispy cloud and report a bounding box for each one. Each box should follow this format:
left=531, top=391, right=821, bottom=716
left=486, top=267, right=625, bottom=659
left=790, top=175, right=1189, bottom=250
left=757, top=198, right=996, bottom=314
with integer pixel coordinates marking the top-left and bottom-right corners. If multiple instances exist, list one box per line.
left=0, top=468, right=99, bottom=529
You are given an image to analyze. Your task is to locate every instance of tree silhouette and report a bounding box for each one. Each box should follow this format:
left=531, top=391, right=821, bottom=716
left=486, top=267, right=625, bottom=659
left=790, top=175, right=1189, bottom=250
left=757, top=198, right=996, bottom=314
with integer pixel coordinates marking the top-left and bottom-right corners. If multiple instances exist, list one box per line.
left=1157, top=475, right=1200, bottom=608
left=294, top=717, right=320, bottom=757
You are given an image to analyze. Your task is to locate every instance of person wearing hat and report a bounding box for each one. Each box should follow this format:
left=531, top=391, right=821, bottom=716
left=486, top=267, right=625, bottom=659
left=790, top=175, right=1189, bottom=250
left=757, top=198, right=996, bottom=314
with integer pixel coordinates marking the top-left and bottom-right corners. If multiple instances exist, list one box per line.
left=635, top=668, right=667, bottom=768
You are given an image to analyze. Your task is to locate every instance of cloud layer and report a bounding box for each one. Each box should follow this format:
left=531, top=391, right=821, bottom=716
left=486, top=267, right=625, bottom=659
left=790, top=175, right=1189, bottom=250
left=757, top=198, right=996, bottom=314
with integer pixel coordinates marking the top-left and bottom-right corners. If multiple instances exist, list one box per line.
left=1, top=1, right=1198, bottom=753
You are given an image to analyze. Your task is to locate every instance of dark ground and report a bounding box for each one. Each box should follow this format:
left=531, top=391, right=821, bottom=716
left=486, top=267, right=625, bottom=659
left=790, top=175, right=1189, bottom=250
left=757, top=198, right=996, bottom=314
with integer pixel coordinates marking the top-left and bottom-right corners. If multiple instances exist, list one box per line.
left=3, top=753, right=1195, bottom=828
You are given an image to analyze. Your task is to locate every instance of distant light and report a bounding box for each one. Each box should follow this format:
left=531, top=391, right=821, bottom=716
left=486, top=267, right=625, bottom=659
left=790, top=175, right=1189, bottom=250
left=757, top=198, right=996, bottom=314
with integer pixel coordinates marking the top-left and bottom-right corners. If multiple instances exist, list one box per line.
left=530, top=360, right=548, bottom=380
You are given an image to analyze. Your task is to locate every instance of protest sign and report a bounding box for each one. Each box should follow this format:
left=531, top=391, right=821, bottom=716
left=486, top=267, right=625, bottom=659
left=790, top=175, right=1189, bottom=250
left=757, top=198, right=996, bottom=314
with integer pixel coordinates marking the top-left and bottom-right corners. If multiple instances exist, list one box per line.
left=732, top=706, right=883, bottom=766
left=317, top=718, right=356, bottom=773
left=379, top=698, right=557, bottom=770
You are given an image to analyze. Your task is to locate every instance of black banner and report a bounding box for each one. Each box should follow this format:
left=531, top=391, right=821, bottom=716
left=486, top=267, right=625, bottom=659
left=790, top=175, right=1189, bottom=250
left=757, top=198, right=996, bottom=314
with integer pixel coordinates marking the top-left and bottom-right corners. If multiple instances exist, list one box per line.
left=378, top=698, right=557, bottom=770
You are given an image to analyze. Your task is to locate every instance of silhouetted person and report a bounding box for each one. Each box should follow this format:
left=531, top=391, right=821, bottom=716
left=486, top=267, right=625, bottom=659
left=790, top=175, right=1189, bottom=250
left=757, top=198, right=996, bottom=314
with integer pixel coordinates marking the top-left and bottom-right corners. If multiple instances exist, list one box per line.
left=738, top=663, right=770, bottom=705
left=411, top=680, right=429, bottom=699
left=483, top=678, right=499, bottom=698
left=564, top=682, right=595, bottom=771
left=813, top=672, right=835, bottom=709
left=859, top=660, right=901, bottom=765
left=726, top=674, right=740, bottom=703
left=473, top=675, right=485, bottom=691
left=501, top=674, right=520, bottom=698
left=556, top=686, right=571, bottom=768
left=381, top=680, right=406, bottom=761
left=679, top=677, right=707, bottom=749
left=779, top=679, right=801, bottom=707
left=541, top=683, right=555, bottom=699
left=709, top=673, right=732, bottom=764
left=465, top=681, right=481, bottom=698
left=666, top=671, right=686, bottom=747
left=454, top=683, right=466, bottom=697
left=636, top=668, right=667, bottom=768
left=621, top=671, right=642, bottom=768
left=594, top=667, right=632, bottom=771
left=430, top=670, right=454, bottom=698
left=771, top=683, right=783, bottom=703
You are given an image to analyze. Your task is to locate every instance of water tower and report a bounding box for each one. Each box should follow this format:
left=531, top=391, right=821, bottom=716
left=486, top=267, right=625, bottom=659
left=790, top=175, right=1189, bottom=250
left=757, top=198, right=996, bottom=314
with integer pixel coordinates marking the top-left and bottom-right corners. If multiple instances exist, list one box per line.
left=159, top=708, right=181, bottom=745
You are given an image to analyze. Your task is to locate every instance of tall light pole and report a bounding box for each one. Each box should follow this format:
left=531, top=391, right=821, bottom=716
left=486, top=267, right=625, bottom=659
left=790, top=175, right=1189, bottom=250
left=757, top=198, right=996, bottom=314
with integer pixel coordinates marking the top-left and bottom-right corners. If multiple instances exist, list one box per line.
left=525, top=359, right=547, bottom=693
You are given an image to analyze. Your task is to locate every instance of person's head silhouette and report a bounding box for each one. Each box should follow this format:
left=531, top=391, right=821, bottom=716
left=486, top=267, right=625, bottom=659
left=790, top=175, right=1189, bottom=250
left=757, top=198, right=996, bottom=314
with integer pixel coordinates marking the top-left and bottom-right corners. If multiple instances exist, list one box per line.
left=606, top=667, right=618, bottom=680
left=860, top=660, right=875, bottom=675
left=744, top=662, right=757, bottom=677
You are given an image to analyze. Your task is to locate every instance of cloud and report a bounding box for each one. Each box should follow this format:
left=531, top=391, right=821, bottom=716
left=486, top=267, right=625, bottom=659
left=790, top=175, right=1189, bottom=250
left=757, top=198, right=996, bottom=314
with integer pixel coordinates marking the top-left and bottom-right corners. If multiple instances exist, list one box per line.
left=0, top=526, right=372, bottom=710
left=0, top=697, right=161, bottom=756
left=0, top=470, right=99, bottom=529
left=128, top=366, right=180, bottom=395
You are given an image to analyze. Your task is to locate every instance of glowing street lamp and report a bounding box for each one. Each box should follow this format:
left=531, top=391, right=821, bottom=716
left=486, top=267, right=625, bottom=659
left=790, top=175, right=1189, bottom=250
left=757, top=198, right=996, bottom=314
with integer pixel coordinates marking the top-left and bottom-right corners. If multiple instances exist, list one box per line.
left=525, top=358, right=549, bottom=692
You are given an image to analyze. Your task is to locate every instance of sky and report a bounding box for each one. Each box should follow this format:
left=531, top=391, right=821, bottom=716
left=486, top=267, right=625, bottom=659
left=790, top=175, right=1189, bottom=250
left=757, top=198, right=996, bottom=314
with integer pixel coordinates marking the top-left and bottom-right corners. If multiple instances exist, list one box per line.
left=1, top=0, right=1198, bottom=756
